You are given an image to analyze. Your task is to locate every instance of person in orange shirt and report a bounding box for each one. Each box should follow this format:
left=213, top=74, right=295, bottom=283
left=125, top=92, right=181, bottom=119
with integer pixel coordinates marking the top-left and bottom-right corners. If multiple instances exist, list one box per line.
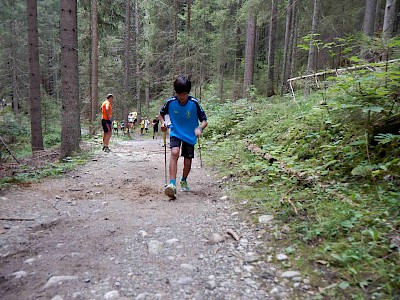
left=101, top=94, right=114, bottom=152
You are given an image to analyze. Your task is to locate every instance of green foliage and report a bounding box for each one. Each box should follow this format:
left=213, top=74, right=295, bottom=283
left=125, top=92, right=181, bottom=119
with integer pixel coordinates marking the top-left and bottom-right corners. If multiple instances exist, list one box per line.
left=0, top=153, right=91, bottom=190
left=203, top=61, right=400, bottom=298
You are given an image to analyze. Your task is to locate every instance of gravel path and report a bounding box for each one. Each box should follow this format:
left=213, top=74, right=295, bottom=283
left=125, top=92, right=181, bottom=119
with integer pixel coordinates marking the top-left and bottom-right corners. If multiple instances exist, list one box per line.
left=0, top=139, right=312, bottom=300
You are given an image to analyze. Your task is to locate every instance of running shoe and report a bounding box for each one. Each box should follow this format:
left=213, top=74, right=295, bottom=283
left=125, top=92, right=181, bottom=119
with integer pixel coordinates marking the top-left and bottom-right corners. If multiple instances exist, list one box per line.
left=104, top=147, right=111, bottom=153
left=180, top=177, right=190, bottom=191
left=164, top=184, right=176, bottom=199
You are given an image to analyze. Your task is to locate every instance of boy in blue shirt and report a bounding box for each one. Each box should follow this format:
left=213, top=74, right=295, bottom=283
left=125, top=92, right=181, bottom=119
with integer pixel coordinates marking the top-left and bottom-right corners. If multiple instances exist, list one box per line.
left=160, top=76, right=208, bottom=199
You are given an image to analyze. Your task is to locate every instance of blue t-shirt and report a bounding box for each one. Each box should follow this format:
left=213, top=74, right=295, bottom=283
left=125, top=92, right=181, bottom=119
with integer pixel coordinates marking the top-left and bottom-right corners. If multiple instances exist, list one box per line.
left=160, top=96, right=207, bottom=145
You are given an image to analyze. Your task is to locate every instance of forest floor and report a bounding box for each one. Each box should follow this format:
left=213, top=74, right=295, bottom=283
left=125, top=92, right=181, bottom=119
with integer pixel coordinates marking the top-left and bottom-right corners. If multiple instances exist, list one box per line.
left=0, top=136, right=316, bottom=300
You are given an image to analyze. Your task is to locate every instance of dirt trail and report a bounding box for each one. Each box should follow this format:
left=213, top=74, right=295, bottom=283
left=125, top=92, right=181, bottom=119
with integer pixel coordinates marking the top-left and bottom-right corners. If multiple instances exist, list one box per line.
left=0, top=138, right=310, bottom=300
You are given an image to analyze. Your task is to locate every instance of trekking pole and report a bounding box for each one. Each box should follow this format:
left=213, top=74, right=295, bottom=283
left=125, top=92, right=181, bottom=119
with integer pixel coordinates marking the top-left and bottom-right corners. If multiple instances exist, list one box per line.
left=163, top=130, right=168, bottom=186
left=198, top=137, right=203, bottom=168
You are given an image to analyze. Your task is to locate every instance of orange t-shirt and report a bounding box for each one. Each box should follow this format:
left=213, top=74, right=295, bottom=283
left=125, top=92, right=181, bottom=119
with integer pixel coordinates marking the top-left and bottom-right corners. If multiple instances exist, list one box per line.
left=101, top=100, right=112, bottom=120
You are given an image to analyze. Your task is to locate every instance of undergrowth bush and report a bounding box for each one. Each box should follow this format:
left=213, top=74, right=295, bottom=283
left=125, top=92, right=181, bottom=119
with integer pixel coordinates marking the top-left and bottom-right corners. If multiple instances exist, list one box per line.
left=202, top=62, right=399, bottom=299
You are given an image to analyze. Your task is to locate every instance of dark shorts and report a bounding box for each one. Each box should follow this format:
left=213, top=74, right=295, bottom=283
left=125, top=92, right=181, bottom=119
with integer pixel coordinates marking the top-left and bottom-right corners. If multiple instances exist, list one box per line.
left=102, top=119, right=112, bottom=133
left=170, top=136, right=195, bottom=159
left=153, top=127, right=159, bottom=133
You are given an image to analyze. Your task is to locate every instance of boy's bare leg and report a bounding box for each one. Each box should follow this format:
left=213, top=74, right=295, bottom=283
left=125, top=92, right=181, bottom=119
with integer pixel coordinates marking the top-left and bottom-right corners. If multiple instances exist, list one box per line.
left=169, top=147, right=180, bottom=182
left=182, top=158, right=192, bottom=179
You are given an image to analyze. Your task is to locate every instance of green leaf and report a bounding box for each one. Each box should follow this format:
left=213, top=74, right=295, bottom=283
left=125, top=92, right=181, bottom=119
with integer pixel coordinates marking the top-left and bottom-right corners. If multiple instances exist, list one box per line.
left=349, top=140, right=366, bottom=146
left=351, top=164, right=373, bottom=177
left=339, top=281, right=350, bottom=289
left=340, top=220, right=354, bottom=229
left=285, top=246, right=296, bottom=254
left=362, top=106, right=384, bottom=113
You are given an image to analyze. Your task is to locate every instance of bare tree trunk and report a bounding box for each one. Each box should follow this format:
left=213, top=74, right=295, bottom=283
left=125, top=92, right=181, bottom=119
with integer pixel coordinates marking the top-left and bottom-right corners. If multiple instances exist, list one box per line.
left=383, top=0, right=397, bottom=39
left=11, top=0, right=19, bottom=116
left=135, top=0, right=141, bottom=123
left=243, top=9, right=256, bottom=96
left=281, top=0, right=293, bottom=96
left=374, top=0, right=383, bottom=33
left=145, top=81, right=150, bottom=118
left=60, top=0, right=81, bottom=158
left=173, top=0, right=178, bottom=79
left=304, top=0, right=320, bottom=97
left=288, top=0, right=299, bottom=79
left=363, top=0, right=377, bottom=36
left=266, top=0, right=277, bottom=97
left=124, top=0, right=131, bottom=129
left=90, top=0, right=98, bottom=135
left=27, top=0, right=44, bottom=152
left=187, top=0, right=191, bottom=32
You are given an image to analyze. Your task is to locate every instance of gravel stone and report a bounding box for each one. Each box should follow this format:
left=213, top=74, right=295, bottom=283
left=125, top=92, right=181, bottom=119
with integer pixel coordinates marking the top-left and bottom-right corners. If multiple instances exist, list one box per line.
left=43, top=276, right=78, bottom=289
left=177, top=277, right=193, bottom=285
left=281, top=271, right=301, bottom=278
left=147, top=240, right=164, bottom=255
left=103, top=290, right=120, bottom=300
left=277, top=253, right=288, bottom=261
left=180, top=263, right=195, bottom=271
left=165, top=238, right=179, bottom=245
left=12, top=271, right=27, bottom=279
left=258, top=215, right=274, bottom=224
left=138, top=230, right=148, bottom=238
left=244, top=252, right=260, bottom=263
left=207, top=233, right=224, bottom=245
left=205, top=280, right=217, bottom=290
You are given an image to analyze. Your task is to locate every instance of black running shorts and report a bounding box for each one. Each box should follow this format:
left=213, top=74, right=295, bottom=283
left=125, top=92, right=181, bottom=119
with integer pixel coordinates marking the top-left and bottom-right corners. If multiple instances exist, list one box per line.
left=170, top=136, right=195, bottom=159
left=102, top=119, right=112, bottom=133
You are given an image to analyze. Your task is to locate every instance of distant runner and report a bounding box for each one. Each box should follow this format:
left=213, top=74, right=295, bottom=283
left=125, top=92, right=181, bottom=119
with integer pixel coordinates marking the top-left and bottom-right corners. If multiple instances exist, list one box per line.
left=152, top=116, right=159, bottom=139
left=144, top=117, right=150, bottom=134
left=101, top=94, right=114, bottom=152
left=113, top=120, right=119, bottom=135
left=160, top=76, right=207, bottom=199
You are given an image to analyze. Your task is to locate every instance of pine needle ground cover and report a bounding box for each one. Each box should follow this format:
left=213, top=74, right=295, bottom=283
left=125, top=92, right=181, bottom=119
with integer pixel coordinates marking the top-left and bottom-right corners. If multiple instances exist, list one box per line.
left=203, top=65, right=399, bottom=299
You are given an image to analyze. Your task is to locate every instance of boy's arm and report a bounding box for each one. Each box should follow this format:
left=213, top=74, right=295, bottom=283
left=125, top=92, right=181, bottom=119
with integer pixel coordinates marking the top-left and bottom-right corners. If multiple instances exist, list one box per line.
left=195, top=101, right=208, bottom=136
left=159, top=100, right=170, bottom=132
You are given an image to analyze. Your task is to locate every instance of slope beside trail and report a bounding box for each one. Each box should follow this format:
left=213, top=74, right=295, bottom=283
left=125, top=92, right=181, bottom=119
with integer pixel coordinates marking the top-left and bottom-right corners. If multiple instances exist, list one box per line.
left=0, top=138, right=313, bottom=300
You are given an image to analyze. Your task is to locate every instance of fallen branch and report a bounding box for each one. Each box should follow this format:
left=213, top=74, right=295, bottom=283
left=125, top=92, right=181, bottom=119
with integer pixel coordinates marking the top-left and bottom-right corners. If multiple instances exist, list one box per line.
left=287, top=58, right=400, bottom=83
left=0, top=217, right=36, bottom=221
left=0, top=136, right=21, bottom=164
left=226, top=228, right=240, bottom=241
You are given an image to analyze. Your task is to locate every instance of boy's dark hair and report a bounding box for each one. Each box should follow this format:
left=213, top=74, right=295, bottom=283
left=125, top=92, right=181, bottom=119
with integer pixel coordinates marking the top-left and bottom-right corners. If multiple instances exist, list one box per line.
left=174, top=76, right=191, bottom=93
left=107, top=94, right=113, bottom=99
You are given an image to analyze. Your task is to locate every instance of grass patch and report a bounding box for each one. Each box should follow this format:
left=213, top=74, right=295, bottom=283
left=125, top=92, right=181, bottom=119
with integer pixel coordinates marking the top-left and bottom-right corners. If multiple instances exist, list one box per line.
left=202, top=68, right=400, bottom=299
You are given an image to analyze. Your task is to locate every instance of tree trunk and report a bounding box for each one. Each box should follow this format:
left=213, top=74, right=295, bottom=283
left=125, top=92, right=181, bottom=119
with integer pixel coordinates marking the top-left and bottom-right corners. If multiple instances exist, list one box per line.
left=60, top=0, right=81, bottom=158
left=173, top=0, right=178, bottom=78
left=135, top=0, right=141, bottom=123
left=145, top=81, right=150, bottom=118
left=243, top=9, right=256, bottom=96
left=187, top=0, right=191, bottom=32
left=266, top=0, right=277, bottom=97
left=11, top=0, right=19, bottom=116
left=123, top=0, right=131, bottom=129
left=90, top=0, right=98, bottom=135
left=27, top=0, right=44, bottom=152
left=288, top=0, right=299, bottom=79
left=383, top=0, right=397, bottom=39
left=304, top=0, right=320, bottom=97
left=281, top=0, right=293, bottom=95
left=374, top=0, right=383, bottom=33
left=363, top=0, right=377, bottom=36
